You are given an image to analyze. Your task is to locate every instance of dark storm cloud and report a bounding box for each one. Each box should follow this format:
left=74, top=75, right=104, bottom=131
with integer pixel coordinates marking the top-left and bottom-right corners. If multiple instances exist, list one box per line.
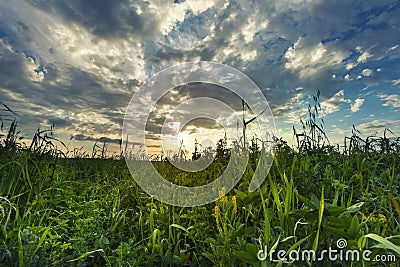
left=142, top=82, right=245, bottom=138
left=181, top=118, right=221, bottom=131
left=31, top=0, right=160, bottom=39
left=0, top=38, right=30, bottom=88
left=73, top=133, right=121, bottom=144
left=156, top=83, right=243, bottom=110
left=0, top=36, right=131, bottom=139
left=0, top=53, right=129, bottom=116
left=49, top=66, right=130, bottom=111
left=47, top=117, right=72, bottom=128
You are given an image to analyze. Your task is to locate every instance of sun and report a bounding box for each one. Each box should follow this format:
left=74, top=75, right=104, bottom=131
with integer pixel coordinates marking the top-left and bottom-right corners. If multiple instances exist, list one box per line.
left=177, top=130, right=190, bottom=144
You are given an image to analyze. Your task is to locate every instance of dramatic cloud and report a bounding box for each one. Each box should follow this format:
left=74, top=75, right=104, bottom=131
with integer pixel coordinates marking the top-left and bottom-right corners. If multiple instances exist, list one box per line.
left=73, top=134, right=121, bottom=144
left=358, top=119, right=400, bottom=132
left=284, top=38, right=348, bottom=79
left=321, top=90, right=351, bottom=115
left=379, top=94, right=400, bottom=108
left=0, top=0, right=399, bottom=150
left=350, top=98, right=365, bottom=112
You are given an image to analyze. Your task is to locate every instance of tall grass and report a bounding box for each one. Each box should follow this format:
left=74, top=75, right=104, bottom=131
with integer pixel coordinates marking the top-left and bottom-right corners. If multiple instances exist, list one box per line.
left=0, top=100, right=399, bottom=266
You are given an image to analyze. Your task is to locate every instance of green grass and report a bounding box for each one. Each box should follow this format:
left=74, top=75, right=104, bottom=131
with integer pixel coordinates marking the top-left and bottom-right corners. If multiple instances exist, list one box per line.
left=0, top=100, right=399, bottom=266
left=0, top=140, right=399, bottom=266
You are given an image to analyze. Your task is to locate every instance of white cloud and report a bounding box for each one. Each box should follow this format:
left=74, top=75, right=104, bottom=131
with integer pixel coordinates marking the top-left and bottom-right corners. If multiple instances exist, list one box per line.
left=388, top=44, right=398, bottom=51
left=273, top=92, right=308, bottom=123
left=346, top=49, right=373, bottom=71
left=242, top=17, right=268, bottom=44
left=357, top=51, right=372, bottom=63
left=284, top=38, right=347, bottom=79
left=392, top=79, right=400, bottom=86
left=346, top=62, right=356, bottom=70
left=350, top=98, right=364, bottom=112
left=379, top=94, right=400, bottom=108
left=343, top=49, right=373, bottom=72
left=212, top=7, right=269, bottom=63
left=321, top=89, right=350, bottom=115
left=160, top=0, right=217, bottom=33
left=357, top=119, right=400, bottom=132
left=329, top=126, right=348, bottom=135
left=361, top=69, right=373, bottom=77
left=47, top=23, right=146, bottom=84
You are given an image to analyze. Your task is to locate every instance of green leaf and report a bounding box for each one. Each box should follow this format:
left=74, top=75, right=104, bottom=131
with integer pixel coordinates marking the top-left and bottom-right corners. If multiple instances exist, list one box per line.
left=340, top=202, right=364, bottom=215
left=268, top=175, right=284, bottom=229
left=324, top=205, right=347, bottom=216
left=202, top=252, right=215, bottom=262
left=359, top=234, right=400, bottom=257
left=33, top=227, right=50, bottom=256
left=246, top=243, right=260, bottom=258
left=322, top=225, right=351, bottom=240
left=296, top=194, right=318, bottom=210
left=231, top=223, right=245, bottom=238
left=18, top=228, right=23, bottom=267
left=232, top=251, right=259, bottom=265
left=259, top=187, right=270, bottom=245
left=68, top=249, right=107, bottom=263
left=170, top=224, right=190, bottom=234
left=349, top=215, right=360, bottom=238
left=386, top=235, right=400, bottom=246
left=312, top=231, right=319, bottom=254
left=234, top=189, right=248, bottom=200
left=311, top=194, right=321, bottom=209
left=286, top=234, right=312, bottom=254
left=233, top=243, right=261, bottom=266
left=312, top=189, right=324, bottom=253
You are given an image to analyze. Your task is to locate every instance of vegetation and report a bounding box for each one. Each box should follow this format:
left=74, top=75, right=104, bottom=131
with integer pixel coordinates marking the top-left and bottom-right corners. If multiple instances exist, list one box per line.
left=0, top=99, right=399, bottom=267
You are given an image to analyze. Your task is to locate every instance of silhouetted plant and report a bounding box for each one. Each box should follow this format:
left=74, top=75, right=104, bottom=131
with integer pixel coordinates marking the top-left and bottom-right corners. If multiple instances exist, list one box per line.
left=293, top=90, right=330, bottom=152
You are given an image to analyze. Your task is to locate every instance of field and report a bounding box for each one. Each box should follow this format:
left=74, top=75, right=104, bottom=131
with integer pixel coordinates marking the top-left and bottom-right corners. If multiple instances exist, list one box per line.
left=1, top=115, right=400, bottom=266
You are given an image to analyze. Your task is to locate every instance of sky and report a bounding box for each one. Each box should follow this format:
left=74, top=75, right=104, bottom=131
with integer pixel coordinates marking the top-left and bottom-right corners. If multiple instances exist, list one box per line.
left=0, top=0, right=399, bottom=156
